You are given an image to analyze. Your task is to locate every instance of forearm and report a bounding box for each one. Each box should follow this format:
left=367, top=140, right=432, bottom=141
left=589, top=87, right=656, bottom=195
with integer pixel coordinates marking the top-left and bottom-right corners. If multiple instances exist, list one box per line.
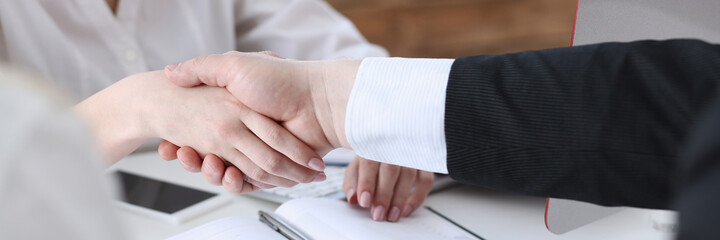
left=319, top=40, right=720, bottom=208
left=445, top=39, right=720, bottom=208
left=309, top=58, right=452, bottom=165
left=73, top=74, right=154, bottom=164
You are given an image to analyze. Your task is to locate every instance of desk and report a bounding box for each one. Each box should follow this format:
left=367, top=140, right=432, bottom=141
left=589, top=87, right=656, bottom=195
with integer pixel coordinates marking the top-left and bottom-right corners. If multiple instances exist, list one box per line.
left=112, top=153, right=675, bottom=240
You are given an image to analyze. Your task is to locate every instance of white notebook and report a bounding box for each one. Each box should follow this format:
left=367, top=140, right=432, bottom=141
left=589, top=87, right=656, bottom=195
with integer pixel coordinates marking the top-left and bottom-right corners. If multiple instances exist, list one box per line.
left=168, top=198, right=482, bottom=240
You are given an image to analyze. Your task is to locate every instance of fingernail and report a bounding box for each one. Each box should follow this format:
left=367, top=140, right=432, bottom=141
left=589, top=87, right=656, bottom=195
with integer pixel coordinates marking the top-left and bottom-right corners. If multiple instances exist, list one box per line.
left=388, top=206, right=401, bottom=222
left=313, top=173, right=326, bottom=182
left=401, top=205, right=413, bottom=217
left=372, top=205, right=386, bottom=221
left=165, top=63, right=179, bottom=72
left=182, top=161, right=200, bottom=173
left=188, top=164, right=200, bottom=172
left=223, top=174, right=233, bottom=184
left=308, top=158, right=325, bottom=171
left=345, top=188, right=355, bottom=200
left=359, top=191, right=371, bottom=208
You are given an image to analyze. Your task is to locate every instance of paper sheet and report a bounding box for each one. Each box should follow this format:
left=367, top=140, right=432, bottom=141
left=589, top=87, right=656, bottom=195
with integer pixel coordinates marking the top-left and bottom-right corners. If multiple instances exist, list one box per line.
left=276, top=198, right=480, bottom=240
left=166, top=216, right=285, bottom=240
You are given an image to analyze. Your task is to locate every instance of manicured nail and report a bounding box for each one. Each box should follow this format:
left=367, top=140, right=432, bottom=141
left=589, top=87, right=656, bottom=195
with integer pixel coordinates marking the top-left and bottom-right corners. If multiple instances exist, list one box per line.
left=165, top=63, right=179, bottom=72
left=401, top=205, right=413, bottom=217
left=308, top=158, right=326, bottom=171
left=313, top=173, right=326, bottom=182
left=388, top=206, right=401, bottom=222
left=359, top=191, right=372, bottom=208
left=372, top=205, right=386, bottom=221
left=345, top=188, right=355, bottom=200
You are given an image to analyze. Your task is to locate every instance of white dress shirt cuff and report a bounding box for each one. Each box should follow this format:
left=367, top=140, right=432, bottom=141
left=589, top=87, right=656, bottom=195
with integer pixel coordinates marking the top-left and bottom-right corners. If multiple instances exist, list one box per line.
left=346, top=57, right=454, bottom=174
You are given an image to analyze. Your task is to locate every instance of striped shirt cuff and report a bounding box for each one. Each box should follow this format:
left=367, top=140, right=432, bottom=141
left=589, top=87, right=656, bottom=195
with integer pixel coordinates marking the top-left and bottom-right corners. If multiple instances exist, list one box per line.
left=345, top=57, right=454, bottom=173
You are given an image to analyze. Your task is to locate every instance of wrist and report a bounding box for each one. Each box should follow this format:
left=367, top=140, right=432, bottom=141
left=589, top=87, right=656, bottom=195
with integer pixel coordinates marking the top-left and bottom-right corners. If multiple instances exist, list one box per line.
left=307, top=59, right=361, bottom=150
left=74, top=73, right=155, bottom=163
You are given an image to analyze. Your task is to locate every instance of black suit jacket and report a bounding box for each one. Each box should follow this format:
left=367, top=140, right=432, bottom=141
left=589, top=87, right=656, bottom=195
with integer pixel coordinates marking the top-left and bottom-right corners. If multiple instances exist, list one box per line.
left=443, top=40, right=720, bottom=238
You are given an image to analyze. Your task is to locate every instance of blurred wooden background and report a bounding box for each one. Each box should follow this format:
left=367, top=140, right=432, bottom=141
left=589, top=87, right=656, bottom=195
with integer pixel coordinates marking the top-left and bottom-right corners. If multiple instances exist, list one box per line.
left=326, top=0, right=577, bottom=58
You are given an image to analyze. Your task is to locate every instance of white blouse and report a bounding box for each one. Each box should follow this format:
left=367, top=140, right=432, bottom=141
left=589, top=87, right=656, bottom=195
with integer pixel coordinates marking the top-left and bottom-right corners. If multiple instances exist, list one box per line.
left=0, top=0, right=387, bottom=99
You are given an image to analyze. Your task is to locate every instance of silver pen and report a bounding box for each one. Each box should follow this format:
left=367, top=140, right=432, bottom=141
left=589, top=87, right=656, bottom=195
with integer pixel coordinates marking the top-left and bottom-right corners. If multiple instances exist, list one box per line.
left=258, top=211, right=311, bottom=240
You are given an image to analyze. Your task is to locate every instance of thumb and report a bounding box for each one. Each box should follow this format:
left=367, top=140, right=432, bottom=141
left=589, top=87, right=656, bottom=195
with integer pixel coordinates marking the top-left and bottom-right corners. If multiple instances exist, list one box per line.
left=164, top=53, right=235, bottom=88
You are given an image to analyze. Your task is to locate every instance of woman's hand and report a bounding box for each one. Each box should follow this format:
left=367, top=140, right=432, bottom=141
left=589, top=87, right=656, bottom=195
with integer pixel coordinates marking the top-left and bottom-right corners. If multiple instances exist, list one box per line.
left=343, top=156, right=434, bottom=222
left=74, top=71, right=325, bottom=191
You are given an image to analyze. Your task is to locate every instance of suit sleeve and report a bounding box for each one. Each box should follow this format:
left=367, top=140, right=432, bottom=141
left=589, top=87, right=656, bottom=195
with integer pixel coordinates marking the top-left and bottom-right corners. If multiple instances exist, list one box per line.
left=676, top=92, right=720, bottom=239
left=444, top=39, right=720, bottom=209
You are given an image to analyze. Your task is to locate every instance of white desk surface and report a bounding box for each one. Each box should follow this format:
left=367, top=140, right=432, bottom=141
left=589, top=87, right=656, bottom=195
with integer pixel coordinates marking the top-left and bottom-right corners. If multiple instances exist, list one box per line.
left=111, top=152, right=675, bottom=240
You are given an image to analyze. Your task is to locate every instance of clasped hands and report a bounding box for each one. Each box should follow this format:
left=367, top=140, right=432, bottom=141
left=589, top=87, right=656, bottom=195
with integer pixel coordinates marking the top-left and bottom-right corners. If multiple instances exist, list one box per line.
left=150, top=52, right=432, bottom=222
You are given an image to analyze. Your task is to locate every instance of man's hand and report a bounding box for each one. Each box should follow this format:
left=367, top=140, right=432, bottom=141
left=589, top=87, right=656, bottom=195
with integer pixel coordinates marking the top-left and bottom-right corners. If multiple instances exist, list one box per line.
left=164, top=51, right=360, bottom=156
left=157, top=141, right=288, bottom=194
left=162, top=51, right=360, bottom=194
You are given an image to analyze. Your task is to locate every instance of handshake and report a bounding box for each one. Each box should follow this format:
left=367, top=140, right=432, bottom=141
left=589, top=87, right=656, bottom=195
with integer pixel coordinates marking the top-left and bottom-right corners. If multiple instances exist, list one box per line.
left=124, top=52, right=432, bottom=222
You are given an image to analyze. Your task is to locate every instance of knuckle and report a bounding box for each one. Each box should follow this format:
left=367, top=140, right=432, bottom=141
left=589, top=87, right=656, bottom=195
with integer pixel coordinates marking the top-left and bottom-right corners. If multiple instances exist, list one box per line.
left=287, top=143, right=307, bottom=163
left=261, top=126, right=283, bottom=145
left=374, top=190, right=392, bottom=202
left=190, top=55, right=210, bottom=67
left=248, top=168, right=270, bottom=182
left=263, top=156, right=284, bottom=174
left=211, top=121, right=238, bottom=140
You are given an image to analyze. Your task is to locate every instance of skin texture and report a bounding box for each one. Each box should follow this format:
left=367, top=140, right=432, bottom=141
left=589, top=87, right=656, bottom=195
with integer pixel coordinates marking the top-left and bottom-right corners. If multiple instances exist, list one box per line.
left=162, top=51, right=434, bottom=221
left=73, top=71, right=324, bottom=192
left=163, top=52, right=350, bottom=154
